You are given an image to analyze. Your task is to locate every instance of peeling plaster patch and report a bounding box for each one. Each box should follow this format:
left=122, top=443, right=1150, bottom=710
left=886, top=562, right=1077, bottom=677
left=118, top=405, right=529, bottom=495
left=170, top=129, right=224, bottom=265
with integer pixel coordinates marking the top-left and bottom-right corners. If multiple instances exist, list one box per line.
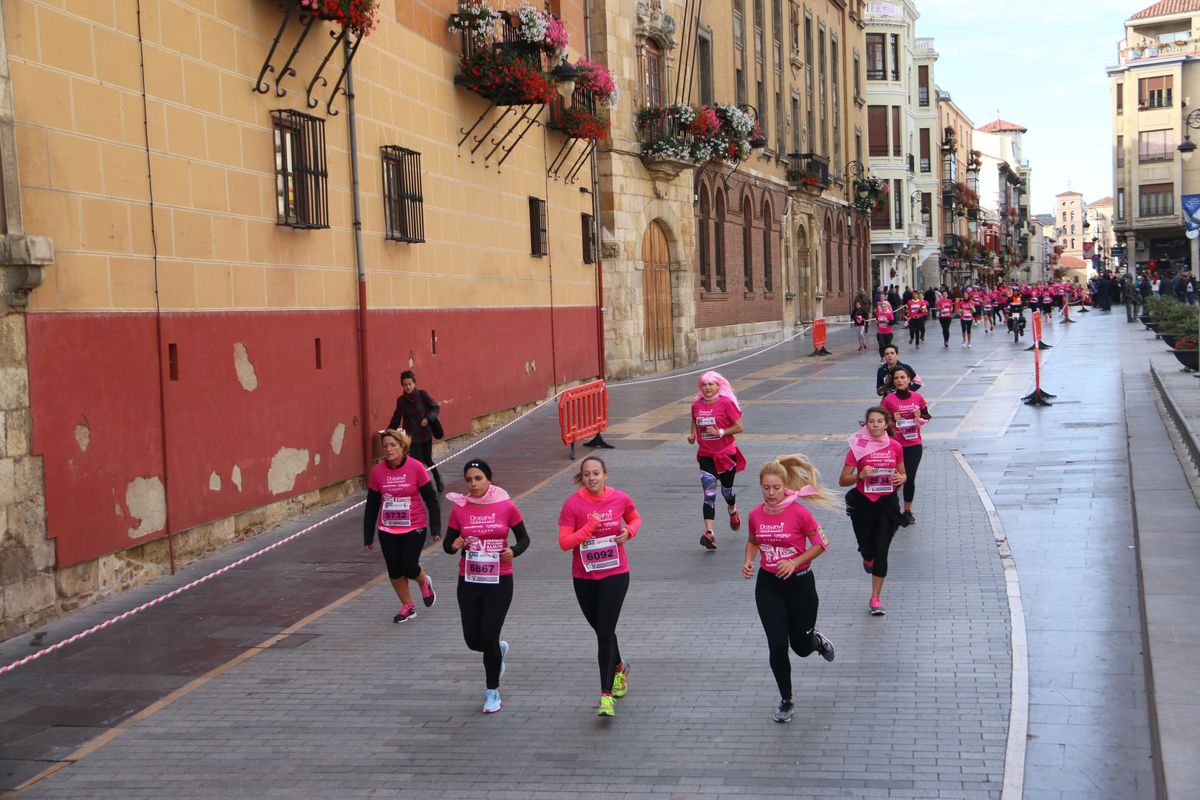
left=74, top=416, right=90, bottom=451
left=208, top=471, right=222, bottom=491
left=231, top=465, right=243, bottom=492
left=125, top=476, right=167, bottom=539
left=114, top=503, right=122, bottom=516
left=314, top=453, right=321, bottom=465
left=268, top=447, right=309, bottom=495
left=331, top=423, right=346, bottom=455
left=233, top=343, right=258, bottom=392
left=524, top=360, right=537, bottom=375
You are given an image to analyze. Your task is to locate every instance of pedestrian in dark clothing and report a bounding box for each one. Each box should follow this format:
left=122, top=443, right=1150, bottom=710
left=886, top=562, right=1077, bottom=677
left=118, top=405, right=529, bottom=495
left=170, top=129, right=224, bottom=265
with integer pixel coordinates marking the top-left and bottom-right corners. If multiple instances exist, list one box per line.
left=388, top=370, right=445, bottom=493
left=887, top=287, right=902, bottom=310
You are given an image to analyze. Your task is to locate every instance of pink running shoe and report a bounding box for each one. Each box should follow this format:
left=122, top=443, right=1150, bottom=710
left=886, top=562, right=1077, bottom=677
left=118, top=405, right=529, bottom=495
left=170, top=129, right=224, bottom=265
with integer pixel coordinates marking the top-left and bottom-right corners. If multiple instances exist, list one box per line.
left=420, top=575, right=436, bottom=608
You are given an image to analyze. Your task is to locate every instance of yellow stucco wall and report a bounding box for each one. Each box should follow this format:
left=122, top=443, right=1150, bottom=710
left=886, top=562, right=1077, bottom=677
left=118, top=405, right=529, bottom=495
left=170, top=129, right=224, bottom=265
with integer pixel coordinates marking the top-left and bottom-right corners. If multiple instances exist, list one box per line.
left=5, top=0, right=597, bottom=313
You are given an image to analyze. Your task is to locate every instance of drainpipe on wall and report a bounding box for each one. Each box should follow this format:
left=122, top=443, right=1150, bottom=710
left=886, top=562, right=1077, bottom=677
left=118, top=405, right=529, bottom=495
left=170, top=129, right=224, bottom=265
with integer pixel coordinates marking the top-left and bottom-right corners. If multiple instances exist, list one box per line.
left=584, top=0, right=606, bottom=380
left=343, top=42, right=372, bottom=477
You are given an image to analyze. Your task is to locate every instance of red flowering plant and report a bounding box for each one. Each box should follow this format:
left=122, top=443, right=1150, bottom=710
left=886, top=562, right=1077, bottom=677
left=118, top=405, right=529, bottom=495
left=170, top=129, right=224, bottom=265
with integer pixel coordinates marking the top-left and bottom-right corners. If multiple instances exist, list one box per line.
left=456, top=45, right=555, bottom=104
left=548, top=60, right=618, bottom=139
left=300, top=0, right=379, bottom=37
left=1176, top=334, right=1198, bottom=350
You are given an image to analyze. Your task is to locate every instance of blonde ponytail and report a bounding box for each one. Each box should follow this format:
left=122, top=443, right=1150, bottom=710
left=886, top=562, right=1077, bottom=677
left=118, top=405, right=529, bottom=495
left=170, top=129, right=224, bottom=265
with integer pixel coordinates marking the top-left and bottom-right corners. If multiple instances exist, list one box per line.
left=759, top=454, right=843, bottom=511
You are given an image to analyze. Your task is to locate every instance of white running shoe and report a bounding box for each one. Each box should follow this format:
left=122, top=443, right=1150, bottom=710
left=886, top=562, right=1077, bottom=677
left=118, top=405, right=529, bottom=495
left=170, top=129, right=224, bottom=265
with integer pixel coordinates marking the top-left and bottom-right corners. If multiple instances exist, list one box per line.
left=499, top=640, right=509, bottom=679
left=483, top=689, right=502, bottom=714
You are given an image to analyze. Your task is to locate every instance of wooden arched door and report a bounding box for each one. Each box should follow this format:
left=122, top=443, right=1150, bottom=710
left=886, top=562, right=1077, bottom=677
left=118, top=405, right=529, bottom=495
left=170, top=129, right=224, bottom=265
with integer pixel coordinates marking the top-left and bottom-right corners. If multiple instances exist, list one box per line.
left=641, top=221, right=674, bottom=369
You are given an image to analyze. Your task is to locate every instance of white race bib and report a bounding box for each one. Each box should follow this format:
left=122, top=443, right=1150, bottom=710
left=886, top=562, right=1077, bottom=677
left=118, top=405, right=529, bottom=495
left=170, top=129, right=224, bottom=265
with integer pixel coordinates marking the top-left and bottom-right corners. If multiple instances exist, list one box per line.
left=864, top=468, right=895, bottom=494
left=897, top=418, right=918, bottom=441
left=696, top=415, right=718, bottom=440
left=381, top=496, right=412, bottom=528
left=580, top=536, right=620, bottom=573
left=464, top=549, right=500, bottom=584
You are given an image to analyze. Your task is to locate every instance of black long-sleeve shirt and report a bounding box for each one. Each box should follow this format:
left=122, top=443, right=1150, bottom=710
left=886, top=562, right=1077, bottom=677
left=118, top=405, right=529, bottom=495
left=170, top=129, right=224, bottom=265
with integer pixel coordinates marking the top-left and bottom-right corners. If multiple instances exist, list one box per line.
left=387, top=390, right=439, bottom=443
left=363, top=473, right=441, bottom=546
left=876, top=362, right=921, bottom=396
left=442, top=521, right=531, bottom=559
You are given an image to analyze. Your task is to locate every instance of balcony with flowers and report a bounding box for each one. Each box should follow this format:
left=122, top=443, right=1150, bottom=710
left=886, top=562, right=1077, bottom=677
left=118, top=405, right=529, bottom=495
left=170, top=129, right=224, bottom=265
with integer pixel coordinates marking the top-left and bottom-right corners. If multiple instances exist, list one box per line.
left=634, top=103, right=755, bottom=179
left=547, top=60, right=619, bottom=141
left=786, top=152, right=830, bottom=195
left=450, top=2, right=567, bottom=106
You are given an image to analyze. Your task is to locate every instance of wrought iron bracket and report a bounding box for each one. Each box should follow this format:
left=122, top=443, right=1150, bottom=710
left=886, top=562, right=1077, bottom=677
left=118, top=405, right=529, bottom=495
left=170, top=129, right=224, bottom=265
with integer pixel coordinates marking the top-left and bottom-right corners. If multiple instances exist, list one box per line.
left=457, top=101, right=545, bottom=171
left=548, top=137, right=596, bottom=183
left=253, top=0, right=366, bottom=117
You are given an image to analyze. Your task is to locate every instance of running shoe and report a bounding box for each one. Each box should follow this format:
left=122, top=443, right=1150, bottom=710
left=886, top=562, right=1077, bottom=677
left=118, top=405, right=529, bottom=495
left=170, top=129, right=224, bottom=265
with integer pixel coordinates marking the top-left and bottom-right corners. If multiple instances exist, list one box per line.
left=483, top=689, right=502, bottom=714
left=700, top=530, right=717, bottom=550
left=420, top=575, right=436, bottom=607
left=863, top=558, right=874, bottom=574
left=812, top=630, right=836, bottom=662
left=869, top=597, right=886, bottom=617
left=773, top=700, right=794, bottom=723
left=499, top=641, right=509, bottom=679
left=597, top=694, right=615, bottom=717
left=902, top=510, right=916, bottom=526
left=393, top=604, right=417, bottom=623
left=728, top=508, right=742, bottom=531
left=611, top=661, right=630, bottom=698
left=944, top=342, right=949, bottom=348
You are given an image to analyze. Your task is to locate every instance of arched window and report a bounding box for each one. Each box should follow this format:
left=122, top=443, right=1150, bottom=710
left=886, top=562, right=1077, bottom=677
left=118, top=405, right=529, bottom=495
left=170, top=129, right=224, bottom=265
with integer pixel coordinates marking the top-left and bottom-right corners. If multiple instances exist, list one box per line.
left=743, top=196, right=754, bottom=291
left=644, top=40, right=664, bottom=107
left=837, top=218, right=845, bottom=293
left=762, top=200, right=773, bottom=292
left=824, top=213, right=833, bottom=292
left=715, top=190, right=727, bottom=291
left=698, top=187, right=711, bottom=292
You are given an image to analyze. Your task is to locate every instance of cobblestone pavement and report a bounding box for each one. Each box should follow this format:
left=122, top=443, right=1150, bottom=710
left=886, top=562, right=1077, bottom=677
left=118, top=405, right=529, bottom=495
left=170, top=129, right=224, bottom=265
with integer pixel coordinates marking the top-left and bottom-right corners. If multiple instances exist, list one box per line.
left=3, top=308, right=1182, bottom=799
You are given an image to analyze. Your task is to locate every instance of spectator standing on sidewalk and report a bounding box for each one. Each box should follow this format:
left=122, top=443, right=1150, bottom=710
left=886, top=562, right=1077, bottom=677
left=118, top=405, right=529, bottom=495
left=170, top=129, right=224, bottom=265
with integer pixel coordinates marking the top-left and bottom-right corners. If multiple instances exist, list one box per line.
left=388, top=370, right=444, bottom=493
left=839, top=408, right=906, bottom=617
left=852, top=300, right=870, bottom=351
left=363, top=428, right=441, bottom=624
left=443, top=459, right=530, bottom=714
left=558, top=457, right=640, bottom=718
left=742, top=455, right=836, bottom=724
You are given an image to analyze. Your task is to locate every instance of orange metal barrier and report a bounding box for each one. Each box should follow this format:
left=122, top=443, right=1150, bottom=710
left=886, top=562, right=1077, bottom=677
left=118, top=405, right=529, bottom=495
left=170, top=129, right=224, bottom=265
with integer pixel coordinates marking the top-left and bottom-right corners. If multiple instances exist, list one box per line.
left=558, top=379, right=614, bottom=459
left=807, top=317, right=830, bottom=356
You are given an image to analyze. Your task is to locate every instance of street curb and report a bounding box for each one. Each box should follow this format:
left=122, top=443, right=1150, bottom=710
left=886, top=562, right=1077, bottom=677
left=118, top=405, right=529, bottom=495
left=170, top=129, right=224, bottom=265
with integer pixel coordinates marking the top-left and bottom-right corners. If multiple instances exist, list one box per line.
left=1150, top=361, right=1200, bottom=473
left=952, top=449, right=1028, bottom=800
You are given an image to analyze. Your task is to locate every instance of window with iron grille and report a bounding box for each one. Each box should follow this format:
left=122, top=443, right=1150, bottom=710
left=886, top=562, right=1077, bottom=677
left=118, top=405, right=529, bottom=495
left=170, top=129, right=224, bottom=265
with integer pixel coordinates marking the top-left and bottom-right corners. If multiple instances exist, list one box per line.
left=581, top=212, right=596, bottom=263
left=529, top=197, right=548, bottom=256
left=381, top=146, right=424, bottom=243
left=271, top=109, right=328, bottom=229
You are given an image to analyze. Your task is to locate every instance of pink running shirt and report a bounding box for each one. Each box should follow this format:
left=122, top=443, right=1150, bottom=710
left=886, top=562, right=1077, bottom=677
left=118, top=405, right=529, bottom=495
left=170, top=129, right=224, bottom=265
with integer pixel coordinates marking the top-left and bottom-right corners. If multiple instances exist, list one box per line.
left=749, top=502, right=829, bottom=575
left=368, top=457, right=431, bottom=534
left=692, top=395, right=742, bottom=459
left=448, top=500, right=523, bottom=578
left=558, top=487, right=638, bottom=580
left=881, top=391, right=928, bottom=447
left=843, top=439, right=905, bottom=501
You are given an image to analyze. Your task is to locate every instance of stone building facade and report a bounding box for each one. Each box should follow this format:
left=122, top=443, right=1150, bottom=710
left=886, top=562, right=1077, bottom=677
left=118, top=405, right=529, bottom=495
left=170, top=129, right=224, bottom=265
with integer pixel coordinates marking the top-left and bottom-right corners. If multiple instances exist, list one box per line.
left=0, top=0, right=602, bottom=637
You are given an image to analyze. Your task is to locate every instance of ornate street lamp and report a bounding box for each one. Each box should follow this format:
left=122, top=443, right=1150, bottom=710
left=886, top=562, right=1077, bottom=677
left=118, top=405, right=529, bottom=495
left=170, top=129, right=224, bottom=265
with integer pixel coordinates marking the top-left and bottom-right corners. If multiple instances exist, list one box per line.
left=551, top=57, right=580, bottom=101
left=1178, top=107, right=1200, bottom=161
left=841, top=160, right=884, bottom=306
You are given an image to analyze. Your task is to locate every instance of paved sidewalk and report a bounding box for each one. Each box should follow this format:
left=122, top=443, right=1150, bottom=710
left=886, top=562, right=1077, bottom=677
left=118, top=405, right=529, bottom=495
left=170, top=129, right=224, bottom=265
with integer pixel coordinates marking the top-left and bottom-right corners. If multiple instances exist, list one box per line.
left=1, top=308, right=1194, bottom=798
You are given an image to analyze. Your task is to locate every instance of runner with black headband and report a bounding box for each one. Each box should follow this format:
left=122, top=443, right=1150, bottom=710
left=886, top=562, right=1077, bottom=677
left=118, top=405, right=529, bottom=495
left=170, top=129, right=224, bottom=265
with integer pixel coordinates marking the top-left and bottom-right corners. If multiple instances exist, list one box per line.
left=443, top=459, right=529, bottom=714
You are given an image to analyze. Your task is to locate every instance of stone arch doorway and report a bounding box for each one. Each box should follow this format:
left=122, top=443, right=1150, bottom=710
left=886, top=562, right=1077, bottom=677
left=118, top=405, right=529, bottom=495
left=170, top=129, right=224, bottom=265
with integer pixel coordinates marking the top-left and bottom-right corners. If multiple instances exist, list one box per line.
left=641, top=220, right=674, bottom=370
left=795, top=223, right=810, bottom=321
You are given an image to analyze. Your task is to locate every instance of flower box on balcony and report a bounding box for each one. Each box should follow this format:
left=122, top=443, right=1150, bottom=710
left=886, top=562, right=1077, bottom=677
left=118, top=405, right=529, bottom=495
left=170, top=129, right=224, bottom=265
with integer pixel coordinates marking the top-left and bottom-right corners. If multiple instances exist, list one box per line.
left=451, top=3, right=570, bottom=104
left=301, top=0, right=380, bottom=36
left=635, top=103, right=754, bottom=170
left=546, top=59, right=618, bottom=140
left=786, top=152, right=830, bottom=193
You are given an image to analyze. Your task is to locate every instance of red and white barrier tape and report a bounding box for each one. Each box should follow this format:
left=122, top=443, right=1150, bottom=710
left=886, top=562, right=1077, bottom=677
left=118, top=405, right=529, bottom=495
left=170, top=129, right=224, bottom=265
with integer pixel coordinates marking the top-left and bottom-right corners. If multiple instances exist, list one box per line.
left=0, top=324, right=814, bottom=676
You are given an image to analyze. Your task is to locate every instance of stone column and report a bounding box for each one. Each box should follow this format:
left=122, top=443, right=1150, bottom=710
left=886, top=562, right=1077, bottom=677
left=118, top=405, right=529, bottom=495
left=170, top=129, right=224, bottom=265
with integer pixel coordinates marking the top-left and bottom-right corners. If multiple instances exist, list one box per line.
left=0, top=1, right=56, bottom=639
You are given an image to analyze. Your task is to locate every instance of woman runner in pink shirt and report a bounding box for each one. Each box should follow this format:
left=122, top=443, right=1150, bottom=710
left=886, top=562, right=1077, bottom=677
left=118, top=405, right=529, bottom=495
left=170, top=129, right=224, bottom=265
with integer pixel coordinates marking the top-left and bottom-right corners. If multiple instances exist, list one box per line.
left=443, top=459, right=530, bottom=714
left=363, top=428, right=442, bottom=623
left=879, top=368, right=931, bottom=526
left=689, top=371, right=746, bottom=550
left=838, top=408, right=907, bottom=616
left=874, top=299, right=896, bottom=360
left=742, top=455, right=837, bottom=723
left=558, top=456, right=641, bottom=718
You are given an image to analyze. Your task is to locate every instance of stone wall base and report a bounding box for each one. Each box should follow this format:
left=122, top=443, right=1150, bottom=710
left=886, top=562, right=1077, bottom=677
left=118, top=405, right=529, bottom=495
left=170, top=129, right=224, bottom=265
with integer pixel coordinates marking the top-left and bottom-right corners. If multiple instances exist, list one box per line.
left=1, top=475, right=362, bottom=642
left=693, top=321, right=789, bottom=363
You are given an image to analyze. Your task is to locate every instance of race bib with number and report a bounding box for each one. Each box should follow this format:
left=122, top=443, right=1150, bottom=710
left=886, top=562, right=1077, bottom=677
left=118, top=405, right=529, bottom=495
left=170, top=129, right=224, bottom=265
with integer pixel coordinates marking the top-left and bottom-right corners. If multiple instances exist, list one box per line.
left=696, top=415, right=718, bottom=439
left=381, top=496, right=412, bottom=527
left=864, top=468, right=895, bottom=494
left=464, top=550, right=501, bottom=584
left=580, top=536, right=620, bottom=573
left=896, top=418, right=918, bottom=441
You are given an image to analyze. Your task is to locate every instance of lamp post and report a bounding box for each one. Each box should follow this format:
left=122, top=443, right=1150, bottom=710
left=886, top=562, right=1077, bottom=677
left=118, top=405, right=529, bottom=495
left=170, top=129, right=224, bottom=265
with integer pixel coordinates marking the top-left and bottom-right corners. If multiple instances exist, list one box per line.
left=842, top=160, right=882, bottom=308
left=1178, top=107, right=1200, bottom=280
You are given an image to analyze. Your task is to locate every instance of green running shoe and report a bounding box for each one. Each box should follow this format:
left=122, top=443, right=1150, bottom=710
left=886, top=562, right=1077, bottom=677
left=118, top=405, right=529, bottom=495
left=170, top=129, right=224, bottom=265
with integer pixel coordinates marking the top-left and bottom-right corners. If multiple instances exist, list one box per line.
left=611, top=662, right=630, bottom=698
left=597, top=695, right=615, bottom=717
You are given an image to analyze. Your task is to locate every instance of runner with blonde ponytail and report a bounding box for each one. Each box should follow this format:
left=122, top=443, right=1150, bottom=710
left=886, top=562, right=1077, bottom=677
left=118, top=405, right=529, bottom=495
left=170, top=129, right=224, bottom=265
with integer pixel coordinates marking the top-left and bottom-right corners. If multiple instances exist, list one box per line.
left=743, top=454, right=837, bottom=723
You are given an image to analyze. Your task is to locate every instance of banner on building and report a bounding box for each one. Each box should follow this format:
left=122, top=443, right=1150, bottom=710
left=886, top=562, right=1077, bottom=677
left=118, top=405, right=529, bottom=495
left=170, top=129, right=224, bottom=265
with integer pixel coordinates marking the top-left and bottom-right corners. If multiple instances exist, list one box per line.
left=1181, top=194, right=1200, bottom=232
left=1082, top=241, right=1094, bottom=260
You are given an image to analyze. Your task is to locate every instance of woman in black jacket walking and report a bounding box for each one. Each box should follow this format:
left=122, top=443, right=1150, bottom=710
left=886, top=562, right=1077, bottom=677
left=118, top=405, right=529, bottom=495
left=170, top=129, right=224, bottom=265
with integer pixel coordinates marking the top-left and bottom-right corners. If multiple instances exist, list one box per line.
left=388, top=370, right=445, bottom=493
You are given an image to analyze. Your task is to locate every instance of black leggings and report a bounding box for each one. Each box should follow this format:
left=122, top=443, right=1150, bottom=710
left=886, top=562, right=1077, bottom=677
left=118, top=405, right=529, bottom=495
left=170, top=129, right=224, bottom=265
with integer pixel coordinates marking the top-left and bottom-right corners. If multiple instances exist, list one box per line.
left=457, top=576, right=514, bottom=690
left=901, top=444, right=922, bottom=504
left=409, top=439, right=442, bottom=487
left=876, top=332, right=893, bottom=358
left=939, top=317, right=952, bottom=343
left=755, top=568, right=819, bottom=702
left=573, top=572, right=629, bottom=693
left=698, top=456, right=736, bottom=521
left=377, top=529, right=426, bottom=580
left=909, top=318, right=926, bottom=344
left=846, top=490, right=901, bottom=578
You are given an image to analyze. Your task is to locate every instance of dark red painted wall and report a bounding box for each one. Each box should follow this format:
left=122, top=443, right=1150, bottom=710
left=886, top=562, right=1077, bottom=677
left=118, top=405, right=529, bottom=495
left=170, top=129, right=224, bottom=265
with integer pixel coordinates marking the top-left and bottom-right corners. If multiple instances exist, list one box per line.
left=27, top=305, right=599, bottom=568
